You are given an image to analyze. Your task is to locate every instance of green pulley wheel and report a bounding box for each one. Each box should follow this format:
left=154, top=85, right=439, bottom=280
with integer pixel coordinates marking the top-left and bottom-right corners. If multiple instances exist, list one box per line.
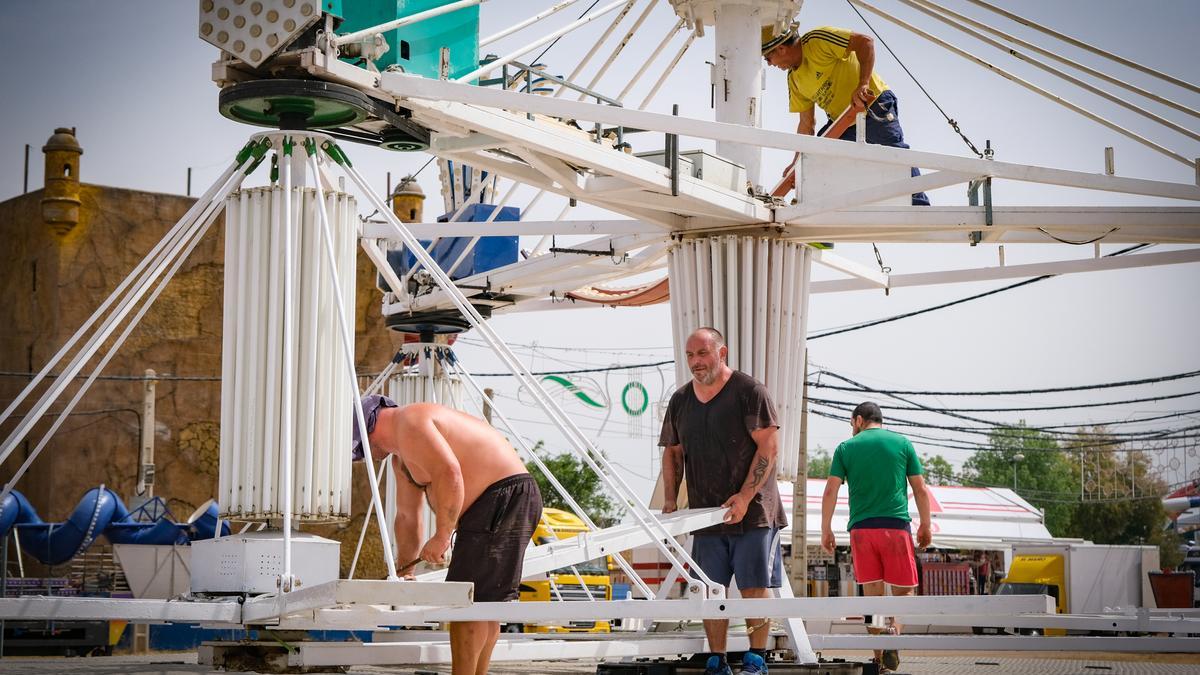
left=218, top=79, right=373, bottom=130
left=380, top=126, right=430, bottom=152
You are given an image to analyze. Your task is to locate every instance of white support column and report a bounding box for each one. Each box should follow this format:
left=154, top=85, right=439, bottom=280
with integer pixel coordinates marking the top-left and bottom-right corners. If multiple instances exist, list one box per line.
left=712, top=4, right=764, bottom=188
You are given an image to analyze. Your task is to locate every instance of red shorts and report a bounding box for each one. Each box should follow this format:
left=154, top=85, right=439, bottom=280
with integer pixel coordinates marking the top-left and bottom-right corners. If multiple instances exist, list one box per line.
left=849, top=527, right=918, bottom=587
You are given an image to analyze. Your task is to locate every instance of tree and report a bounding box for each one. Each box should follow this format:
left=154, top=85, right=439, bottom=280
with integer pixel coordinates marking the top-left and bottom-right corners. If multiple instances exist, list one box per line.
left=1061, top=429, right=1182, bottom=568
left=525, top=441, right=623, bottom=527
left=962, top=423, right=1077, bottom=536
left=920, top=454, right=957, bottom=486
left=806, top=447, right=832, bottom=479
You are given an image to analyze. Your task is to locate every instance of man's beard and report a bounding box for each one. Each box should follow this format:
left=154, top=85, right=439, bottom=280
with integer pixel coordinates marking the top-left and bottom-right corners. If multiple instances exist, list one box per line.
left=692, top=367, right=718, bottom=386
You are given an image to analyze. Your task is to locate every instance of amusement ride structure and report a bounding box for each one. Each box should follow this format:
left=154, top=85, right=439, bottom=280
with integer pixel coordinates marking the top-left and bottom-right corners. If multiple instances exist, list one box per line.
left=1, top=0, right=1199, bottom=670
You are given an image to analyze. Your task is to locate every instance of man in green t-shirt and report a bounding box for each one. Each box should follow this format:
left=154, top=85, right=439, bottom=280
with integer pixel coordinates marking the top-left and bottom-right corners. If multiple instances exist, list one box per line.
left=820, top=402, right=931, bottom=673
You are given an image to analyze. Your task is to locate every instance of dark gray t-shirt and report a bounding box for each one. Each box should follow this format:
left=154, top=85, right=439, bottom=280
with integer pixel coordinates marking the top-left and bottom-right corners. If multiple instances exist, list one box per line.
left=658, top=370, right=787, bottom=535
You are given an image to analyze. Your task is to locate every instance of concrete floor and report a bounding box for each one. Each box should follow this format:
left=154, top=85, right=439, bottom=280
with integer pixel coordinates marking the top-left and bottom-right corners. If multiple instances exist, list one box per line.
left=2, top=652, right=1200, bottom=675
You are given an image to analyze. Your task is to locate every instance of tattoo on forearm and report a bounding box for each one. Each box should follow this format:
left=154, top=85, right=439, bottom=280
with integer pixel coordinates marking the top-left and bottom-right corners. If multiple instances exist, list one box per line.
left=749, top=456, right=769, bottom=489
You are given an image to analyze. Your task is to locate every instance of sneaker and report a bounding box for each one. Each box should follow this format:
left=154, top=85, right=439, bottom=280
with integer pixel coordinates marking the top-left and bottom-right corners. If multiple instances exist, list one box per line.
left=881, top=649, right=900, bottom=671
left=705, top=655, right=733, bottom=675
left=738, top=651, right=768, bottom=674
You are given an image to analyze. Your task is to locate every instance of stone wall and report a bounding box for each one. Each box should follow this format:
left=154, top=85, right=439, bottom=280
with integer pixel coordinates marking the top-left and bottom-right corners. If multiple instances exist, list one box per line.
left=0, top=183, right=399, bottom=576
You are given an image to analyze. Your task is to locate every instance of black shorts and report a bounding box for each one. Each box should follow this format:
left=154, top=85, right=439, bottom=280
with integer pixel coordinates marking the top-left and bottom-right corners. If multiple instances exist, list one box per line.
left=446, top=473, right=542, bottom=602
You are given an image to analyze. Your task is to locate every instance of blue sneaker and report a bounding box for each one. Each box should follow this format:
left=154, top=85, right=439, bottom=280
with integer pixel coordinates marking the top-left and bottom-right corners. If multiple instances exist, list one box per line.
left=705, top=655, right=733, bottom=675
left=739, top=651, right=768, bottom=674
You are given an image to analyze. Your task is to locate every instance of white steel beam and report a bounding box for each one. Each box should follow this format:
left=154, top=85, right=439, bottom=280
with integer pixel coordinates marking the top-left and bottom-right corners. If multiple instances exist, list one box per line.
left=418, top=507, right=724, bottom=582
left=360, top=239, right=405, bottom=299
left=440, top=147, right=685, bottom=229
left=810, top=247, right=1200, bottom=294
left=773, top=171, right=977, bottom=226
left=787, top=227, right=1200, bottom=244
left=585, top=175, right=649, bottom=194
left=897, top=612, right=1200, bottom=633
left=513, top=148, right=589, bottom=197
left=810, top=248, right=889, bottom=289
left=809, top=634, right=1200, bottom=653
left=360, top=219, right=658, bottom=239
left=241, top=579, right=475, bottom=623
left=379, top=73, right=1200, bottom=202
left=291, top=634, right=753, bottom=667
left=302, top=594, right=1054, bottom=626
left=430, top=132, right=507, bottom=154
left=0, top=597, right=241, bottom=623
left=394, top=87, right=772, bottom=223
left=780, top=206, right=1200, bottom=244
left=390, top=233, right=667, bottom=313
left=783, top=205, right=1200, bottom=228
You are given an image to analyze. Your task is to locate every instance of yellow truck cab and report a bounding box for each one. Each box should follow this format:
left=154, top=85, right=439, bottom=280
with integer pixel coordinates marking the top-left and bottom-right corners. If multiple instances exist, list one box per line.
left=998, top=554, right=1066, bottom=612
left=510, top=508, right=612, bottom=634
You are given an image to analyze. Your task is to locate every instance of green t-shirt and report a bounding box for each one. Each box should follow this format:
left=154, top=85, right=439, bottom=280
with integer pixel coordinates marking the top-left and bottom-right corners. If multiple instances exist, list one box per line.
left=830, top=427, right=923, bottom=529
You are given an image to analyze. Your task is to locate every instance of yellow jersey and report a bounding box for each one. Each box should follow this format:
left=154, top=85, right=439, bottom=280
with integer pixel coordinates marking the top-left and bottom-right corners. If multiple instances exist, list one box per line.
left=787, top=26, right=889, bottom=119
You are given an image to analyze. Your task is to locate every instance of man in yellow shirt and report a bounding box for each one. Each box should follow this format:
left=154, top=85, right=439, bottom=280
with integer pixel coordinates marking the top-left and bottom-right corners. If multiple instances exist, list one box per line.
left=763, top=24, right=929, bottom=206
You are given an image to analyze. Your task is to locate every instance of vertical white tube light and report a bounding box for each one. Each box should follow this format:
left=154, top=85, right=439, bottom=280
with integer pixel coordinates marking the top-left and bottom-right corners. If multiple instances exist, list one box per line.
left=218, top=181, right=357, bottom=523
left=218, top=191, right=241, bottom=513
left=297, top=196, right=319, bottom=516
left=666, top=237, right=813, bottom=479
left=695, top=241, right=712, bottom=327
left=709, top=238, right=725, bottom=341
left=666, top=245, right=687, bottom=387
left=752, top=238, right=768, bottom=378
left=723, top=236, right=739, bottom=371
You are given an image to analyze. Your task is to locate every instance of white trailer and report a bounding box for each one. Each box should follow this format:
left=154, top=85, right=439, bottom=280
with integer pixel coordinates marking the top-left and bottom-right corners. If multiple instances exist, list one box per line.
left=1003, top=542, right=1160, bottom=614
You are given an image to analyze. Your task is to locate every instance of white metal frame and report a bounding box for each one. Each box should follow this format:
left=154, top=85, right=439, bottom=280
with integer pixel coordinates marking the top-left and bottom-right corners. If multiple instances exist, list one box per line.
left=5, top=2, right=1200, bottom=666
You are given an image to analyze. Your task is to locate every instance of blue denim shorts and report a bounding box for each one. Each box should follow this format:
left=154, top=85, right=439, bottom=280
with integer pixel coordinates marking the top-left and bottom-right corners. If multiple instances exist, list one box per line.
left=691, top=527, right=783, bottom=589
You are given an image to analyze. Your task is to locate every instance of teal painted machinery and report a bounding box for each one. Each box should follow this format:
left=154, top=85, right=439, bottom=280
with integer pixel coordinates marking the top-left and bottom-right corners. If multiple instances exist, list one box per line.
left=339, top=1, right=480, bottom=80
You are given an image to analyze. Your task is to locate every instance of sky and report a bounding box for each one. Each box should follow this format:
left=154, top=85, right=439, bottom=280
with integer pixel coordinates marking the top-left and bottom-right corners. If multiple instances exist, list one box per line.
left=1, top=1, right=1197, bottom=511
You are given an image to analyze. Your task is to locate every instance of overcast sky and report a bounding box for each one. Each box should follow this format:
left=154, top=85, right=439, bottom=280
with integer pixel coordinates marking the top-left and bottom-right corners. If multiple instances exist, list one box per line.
left=1, top=1, right=1197, bottom=505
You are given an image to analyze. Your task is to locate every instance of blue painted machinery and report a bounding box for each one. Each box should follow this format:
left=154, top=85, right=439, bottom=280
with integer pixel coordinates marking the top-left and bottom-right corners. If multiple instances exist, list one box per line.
left=0, top=487, right=228, bottom=566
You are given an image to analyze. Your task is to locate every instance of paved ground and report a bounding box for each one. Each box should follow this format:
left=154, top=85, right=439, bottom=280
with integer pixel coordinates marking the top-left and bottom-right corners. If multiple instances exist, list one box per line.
left=2, top=652, right=1200, bottom=675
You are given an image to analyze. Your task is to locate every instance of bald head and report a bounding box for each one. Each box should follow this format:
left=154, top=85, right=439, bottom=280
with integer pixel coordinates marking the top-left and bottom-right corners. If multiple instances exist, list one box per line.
left=685, top=327, right=728, bottom=386
left=689, top=327, right=725, bottom=348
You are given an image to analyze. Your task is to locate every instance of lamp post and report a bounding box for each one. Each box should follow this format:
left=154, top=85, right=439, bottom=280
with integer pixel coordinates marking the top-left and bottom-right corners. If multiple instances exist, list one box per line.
left=1012, top=453, right=1025, bottom=490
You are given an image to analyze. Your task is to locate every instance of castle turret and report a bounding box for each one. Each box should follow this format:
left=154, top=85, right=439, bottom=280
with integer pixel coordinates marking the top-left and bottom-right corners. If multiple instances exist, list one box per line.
left=41, top=127, right=83, bottom=236
left=391, top=175, right=424, bottom=223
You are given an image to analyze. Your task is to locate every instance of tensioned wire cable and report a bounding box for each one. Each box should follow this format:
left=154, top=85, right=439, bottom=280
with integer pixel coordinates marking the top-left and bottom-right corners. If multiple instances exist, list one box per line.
left=844, top=0, right=986, bottom=158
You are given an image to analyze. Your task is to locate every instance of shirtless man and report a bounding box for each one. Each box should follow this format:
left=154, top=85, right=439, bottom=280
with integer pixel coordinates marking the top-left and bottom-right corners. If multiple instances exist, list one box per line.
left=351, top=396, right=542, bottom=675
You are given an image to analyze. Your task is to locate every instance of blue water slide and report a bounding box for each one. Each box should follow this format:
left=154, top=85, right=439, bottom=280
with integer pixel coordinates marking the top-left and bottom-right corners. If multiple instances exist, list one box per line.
left=0, top=487, right=226, bottom=566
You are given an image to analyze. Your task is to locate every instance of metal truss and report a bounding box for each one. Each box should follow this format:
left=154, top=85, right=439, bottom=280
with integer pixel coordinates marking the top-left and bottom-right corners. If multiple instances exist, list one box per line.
left=307, top=69, right=1199, bottom=318
left=418, top=508, right=725, bottom=582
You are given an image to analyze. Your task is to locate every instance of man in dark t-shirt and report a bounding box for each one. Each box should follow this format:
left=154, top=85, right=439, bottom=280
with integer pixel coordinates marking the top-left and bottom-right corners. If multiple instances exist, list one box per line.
left=659, top=327, right=785, bottom=675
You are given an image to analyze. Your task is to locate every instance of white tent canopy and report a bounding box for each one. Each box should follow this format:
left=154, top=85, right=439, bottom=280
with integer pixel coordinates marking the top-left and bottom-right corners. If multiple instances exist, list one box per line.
left=780, top=480, right=1054, bottom=551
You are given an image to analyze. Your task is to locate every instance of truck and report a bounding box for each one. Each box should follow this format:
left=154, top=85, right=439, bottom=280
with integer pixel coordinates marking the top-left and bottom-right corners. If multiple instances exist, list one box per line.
left=988, top=542, right=1159, bottom=635
left=510, top=508, right=613, bottom=634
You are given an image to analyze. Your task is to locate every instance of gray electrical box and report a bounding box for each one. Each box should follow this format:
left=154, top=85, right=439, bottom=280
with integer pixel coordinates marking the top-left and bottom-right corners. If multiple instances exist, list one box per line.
left=679, top=150, right=747, bottom=193
left=634, top=150, right=695, bottom=177
left=190, top=531, right=340, bottom=595
left=635, top=149, right=747, bottom=193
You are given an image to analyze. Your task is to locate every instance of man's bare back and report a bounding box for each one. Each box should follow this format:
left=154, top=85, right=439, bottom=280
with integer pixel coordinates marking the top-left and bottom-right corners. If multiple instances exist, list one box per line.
left=385, top=403, right=528, bottom=511
left=354, top=397, right=541, bottom=675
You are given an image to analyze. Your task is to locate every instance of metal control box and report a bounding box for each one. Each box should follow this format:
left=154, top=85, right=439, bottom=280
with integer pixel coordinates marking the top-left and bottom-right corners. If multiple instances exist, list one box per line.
left=636, top=150, right=747, bottom=193
left=634, top=150, right=696, bottom=179
left=190, top=531, right=340, bottom=595
left=679, top=150, right=747, bottom=193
